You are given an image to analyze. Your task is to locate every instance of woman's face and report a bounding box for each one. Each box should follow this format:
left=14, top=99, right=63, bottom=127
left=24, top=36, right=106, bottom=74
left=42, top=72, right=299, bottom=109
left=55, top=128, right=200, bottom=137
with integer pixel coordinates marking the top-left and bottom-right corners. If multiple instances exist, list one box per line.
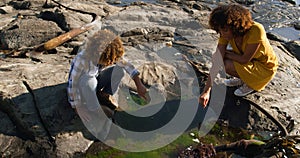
left=219, top=26, right=233, bottom=40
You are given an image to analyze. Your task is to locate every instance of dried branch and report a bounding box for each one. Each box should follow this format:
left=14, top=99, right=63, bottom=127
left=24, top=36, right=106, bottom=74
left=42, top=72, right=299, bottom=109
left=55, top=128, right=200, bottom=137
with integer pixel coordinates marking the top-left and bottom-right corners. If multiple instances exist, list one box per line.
left=1, top=0, right=100, bottom=58
left=49, top=0, right=97, bottom=21
left=36, top=18, right=100, bottom=51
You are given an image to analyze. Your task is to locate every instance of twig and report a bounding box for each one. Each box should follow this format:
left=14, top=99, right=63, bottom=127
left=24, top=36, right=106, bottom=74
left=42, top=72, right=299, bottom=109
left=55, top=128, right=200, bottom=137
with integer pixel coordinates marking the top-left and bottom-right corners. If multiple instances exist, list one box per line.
left=50, top=0, right=97, bottom=21
left=245, top=99, right=288, bottom=136
left=36, top=0, right=101, bottom=51
left=22, top=81, right=56, bottom=148
left=36, top=20, right=98, bottom=51
left=182, top=54, right=209, bottom=77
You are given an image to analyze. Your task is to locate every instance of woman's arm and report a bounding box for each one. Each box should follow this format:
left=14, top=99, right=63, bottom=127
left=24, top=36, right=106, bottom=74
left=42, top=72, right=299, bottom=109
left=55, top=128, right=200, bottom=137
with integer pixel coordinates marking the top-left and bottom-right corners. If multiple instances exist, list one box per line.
left=225, top=43, right=260, bottom=64
left=199, top=74, right=212, bottom=107
left=199, top=44, right=227, bottom=107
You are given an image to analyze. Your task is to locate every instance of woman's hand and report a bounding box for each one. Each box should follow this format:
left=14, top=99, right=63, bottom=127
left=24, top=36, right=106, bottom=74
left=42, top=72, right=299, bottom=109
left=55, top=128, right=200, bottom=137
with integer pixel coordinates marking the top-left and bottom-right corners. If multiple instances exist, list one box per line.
left=199, top=91, right=210, bottom=108
left=225, top=50, right=235, bottom=58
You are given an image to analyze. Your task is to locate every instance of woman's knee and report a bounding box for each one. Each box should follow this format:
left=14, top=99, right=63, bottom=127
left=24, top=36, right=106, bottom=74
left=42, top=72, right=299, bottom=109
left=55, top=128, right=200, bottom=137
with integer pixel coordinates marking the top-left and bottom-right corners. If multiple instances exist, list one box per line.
left=224, top=60, right=237, bottom=76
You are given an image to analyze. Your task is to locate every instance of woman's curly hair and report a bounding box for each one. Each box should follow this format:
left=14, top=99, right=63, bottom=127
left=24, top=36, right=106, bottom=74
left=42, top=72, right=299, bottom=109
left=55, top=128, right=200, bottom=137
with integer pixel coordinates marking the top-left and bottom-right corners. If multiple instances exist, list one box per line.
left=85, top=29, right=124, bottom=67
left=209, top=4, right=254, bottom=36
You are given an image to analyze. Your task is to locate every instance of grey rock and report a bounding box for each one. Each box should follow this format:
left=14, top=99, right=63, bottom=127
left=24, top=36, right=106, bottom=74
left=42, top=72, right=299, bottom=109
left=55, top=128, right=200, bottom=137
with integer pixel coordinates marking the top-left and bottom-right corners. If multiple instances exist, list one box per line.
left=284, top=40, right=300, bottom=61
left=8, top=1, right=31, bottom=10
left=0, top=17, right=63, bottom=50
left=0, top=5, right=14, bottom=14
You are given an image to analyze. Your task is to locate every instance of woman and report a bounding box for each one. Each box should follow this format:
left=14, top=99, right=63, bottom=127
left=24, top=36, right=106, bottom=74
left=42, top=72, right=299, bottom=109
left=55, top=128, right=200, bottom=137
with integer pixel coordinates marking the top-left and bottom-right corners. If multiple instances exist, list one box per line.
left=67, top=29, right=147, bottom=139
left=199, top=4, right=278, bottom=107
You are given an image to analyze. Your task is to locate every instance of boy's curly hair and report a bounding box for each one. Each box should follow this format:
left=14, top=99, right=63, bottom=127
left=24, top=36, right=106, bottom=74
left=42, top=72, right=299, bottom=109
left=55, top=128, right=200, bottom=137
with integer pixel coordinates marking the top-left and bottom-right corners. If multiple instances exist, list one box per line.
left=209, top=4, right=254, bottom=36
left=85, top=29, right=124, bottom=67
left=98, top=36, right=124, bottom=66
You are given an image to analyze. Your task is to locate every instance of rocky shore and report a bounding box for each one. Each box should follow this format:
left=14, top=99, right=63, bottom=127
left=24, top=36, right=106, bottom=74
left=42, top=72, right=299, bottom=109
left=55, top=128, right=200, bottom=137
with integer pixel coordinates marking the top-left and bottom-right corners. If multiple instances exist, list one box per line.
left=0, top=0, right=299, bottom=157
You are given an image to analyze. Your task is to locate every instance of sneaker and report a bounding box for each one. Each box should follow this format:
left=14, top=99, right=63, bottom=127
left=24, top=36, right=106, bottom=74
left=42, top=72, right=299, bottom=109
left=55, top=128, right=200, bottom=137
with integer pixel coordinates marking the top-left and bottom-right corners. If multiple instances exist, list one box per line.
left=234, top=84, right=254, bottom=97
left=224, top=77, right=243, bottom=87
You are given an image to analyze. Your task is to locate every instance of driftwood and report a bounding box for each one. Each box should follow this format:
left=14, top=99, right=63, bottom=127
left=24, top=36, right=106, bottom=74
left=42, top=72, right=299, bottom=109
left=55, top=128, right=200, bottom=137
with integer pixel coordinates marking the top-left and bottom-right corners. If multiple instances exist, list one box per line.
left=0, top=0, right=99, bottom=58
left=37, top=0, right=99, bottom=51
left=36, top=19, right=99, bottom=51
left=22, top=81, right=56, bottom=146
left=182, top=54, right=209, bottom=77
left=44, top=25, right=92, bottom=50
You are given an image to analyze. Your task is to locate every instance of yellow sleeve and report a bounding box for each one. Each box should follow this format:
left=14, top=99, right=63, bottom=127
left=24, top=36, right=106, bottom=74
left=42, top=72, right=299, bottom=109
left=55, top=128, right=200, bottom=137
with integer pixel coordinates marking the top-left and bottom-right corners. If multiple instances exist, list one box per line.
left=218, top=36, right=229, bottom=45
left=247, top=23, right=265, bottom=44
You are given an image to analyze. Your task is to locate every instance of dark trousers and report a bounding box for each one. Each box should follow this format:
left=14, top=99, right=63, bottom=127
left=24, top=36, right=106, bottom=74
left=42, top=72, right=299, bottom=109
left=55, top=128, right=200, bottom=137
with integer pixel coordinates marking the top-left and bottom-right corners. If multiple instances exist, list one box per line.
left=96, top=65, right=125, bottom=110
left=97, top=65, right=125, bottom=95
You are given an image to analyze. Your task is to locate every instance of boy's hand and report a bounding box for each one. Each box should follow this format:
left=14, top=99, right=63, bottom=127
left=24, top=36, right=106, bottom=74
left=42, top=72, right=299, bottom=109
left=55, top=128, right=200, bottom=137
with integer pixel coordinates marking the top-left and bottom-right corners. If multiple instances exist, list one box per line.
left=137, top=84, right=148, bottom=101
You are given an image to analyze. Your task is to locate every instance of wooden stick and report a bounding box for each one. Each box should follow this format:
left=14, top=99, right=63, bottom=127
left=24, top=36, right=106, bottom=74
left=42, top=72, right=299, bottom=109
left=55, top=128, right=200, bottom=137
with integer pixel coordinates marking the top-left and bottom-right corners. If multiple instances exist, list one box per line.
left=42, top=23, right=95, bottom=51
left=36, top=0, right=100, bottom=51
left=39, top=16, right=100, bottom=51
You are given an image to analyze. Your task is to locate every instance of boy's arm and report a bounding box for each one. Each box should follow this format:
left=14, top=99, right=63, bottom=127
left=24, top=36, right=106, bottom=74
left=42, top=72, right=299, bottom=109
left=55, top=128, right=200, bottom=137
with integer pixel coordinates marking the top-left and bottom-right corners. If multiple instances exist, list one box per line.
left=117, top=58, right=147, bottom=100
